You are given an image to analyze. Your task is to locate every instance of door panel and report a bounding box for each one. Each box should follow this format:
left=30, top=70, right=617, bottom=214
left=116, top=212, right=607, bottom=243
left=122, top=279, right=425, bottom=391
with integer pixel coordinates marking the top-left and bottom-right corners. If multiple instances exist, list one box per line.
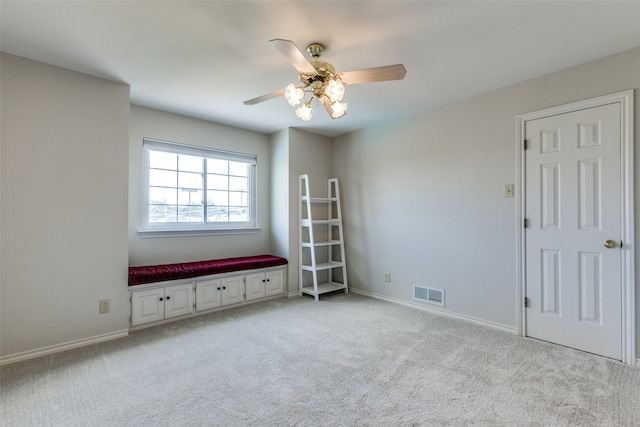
left=195, top=279, right=221, bottom=312
left=165, top=283, right=194, bottom=319
left=525, top=102, right=622, bottom=360
left=132, top=288, right=164, bottom=326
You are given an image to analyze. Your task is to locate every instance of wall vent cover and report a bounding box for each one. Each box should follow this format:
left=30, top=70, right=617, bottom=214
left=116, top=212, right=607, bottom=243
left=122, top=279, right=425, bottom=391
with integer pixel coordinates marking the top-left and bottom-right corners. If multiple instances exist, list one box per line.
left=413, top=286, right=445, bottom=306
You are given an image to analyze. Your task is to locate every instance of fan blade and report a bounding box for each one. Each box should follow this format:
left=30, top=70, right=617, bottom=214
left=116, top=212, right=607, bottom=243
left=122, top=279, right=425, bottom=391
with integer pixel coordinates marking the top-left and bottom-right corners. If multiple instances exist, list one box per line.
left=269, top=38, right=316, bottom=74
left=340, top=64, right=407, bottom=85
left=244, top=88, right=285, bottom=105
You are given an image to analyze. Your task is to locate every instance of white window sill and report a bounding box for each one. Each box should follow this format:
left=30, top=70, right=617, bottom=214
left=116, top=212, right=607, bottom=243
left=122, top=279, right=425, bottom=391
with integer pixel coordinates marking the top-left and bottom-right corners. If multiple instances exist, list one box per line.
left=137, top=227, right=262, bottom=238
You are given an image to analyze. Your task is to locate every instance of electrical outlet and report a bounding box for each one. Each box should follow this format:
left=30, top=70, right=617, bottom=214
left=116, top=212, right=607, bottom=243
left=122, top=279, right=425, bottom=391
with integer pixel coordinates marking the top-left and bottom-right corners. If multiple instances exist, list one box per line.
left=384, top=272, right=391, bottom=282
left=99, top=298, right=111, bottom=314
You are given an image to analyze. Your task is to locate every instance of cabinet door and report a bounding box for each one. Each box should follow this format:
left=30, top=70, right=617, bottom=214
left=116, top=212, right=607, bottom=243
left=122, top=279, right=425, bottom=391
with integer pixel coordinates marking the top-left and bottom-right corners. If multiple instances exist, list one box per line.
left=131, top=288, right=165, bottom=326
left=221, top=275, right=244, bottom=306
left=245, top=272, right=267, bottom=301
left=164, top=283, right=194, bottom=319
left=195, top=278, right=221, bottom=312
left=265, top=269, right=284, bottom=296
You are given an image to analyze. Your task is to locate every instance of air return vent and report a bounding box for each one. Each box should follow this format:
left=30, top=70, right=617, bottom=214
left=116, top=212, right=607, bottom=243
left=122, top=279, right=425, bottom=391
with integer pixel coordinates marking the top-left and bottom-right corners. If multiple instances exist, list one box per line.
left=413, top=286, right=445, bottom=306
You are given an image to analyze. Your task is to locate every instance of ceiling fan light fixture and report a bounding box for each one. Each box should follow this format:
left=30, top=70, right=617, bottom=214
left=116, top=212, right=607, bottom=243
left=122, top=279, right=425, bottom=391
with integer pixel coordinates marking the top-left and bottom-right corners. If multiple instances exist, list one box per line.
left=285, top=83, right=305, bottom=106
left=244, top=39, right=406, bottom=122
left=296, top=101, right=313, bottom=121
left=330, top=100, right=347, bottom=119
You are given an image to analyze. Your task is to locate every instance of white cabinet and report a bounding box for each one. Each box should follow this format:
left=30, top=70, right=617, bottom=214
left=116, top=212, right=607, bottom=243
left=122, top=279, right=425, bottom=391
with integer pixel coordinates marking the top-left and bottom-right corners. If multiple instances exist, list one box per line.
left=131, top=283, right=194, bottom=326
left=130, top=267, right=286, bottom=328
left=195, top=274, right=244, bottom=312
left=245, top=269, right=284, bottom=301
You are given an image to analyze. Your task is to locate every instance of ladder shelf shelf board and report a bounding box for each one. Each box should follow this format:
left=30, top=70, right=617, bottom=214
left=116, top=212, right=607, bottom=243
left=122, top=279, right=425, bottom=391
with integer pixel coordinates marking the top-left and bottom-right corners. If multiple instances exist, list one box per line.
left=300, top=219, right=341, bottom=226
left=301, top=282, right=347, bottom=297
left=301, top=240, right=342, bottom=248
left=301, top=261, right=345, bottom=271
left=299, top=174, right=349, bottom=301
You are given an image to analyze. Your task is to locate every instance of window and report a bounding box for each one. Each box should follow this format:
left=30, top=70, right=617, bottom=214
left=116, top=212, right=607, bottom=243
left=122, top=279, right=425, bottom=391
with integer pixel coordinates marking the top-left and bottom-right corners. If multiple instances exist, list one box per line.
left=141, top=138, right=257, bottom=235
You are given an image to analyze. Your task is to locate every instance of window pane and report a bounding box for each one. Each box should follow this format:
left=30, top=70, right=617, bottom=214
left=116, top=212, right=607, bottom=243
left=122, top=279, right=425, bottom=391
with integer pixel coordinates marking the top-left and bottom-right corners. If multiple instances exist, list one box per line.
left=149, top=151, right=177, bottom=170
left=207, top=158, right=228, bottom=175
left=177, top=205, right=203, bottom=222
left=229, top=207, right=248, bottom=222
left=150, top=187, right=177, bottom=205
left=178, top=171, right=202, bottom=189
left=178, top=154, right=202, bottom=173
left=229, top=191, right=247, bottom=206
left=149, top=205, right=177, bottom=223
left=178, top=189, right=202, bottom=205
left=229, top=176, right=247, bottom=191
left=229, top=161, right=248, bottom=177
left=207, top=190, right=228, bottom=206
left=207, top=174, right=228, bottom=191
left=207, top=206, right=228, bottom=222
left=149, top=169, right=177, bottom=187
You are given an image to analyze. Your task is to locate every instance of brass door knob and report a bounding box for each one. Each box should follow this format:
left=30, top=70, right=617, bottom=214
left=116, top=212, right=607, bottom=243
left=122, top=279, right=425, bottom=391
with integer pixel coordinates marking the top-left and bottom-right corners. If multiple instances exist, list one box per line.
left=603, top=240, right=617, bottom=249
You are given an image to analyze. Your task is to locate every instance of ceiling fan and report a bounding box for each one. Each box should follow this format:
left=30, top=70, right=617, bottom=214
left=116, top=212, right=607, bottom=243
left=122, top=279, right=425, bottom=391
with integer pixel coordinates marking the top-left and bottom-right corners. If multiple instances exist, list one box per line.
left=244, top=39, right=407, bottom=121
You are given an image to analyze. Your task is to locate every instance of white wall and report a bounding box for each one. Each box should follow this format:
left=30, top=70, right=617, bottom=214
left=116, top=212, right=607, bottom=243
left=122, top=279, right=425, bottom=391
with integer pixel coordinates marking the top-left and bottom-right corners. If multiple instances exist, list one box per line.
left=269, top=128, right=333, bottom=294
left=269, top=129, right=290, bottom=277
left=1, top=54, right=130, bottom=358
left=128, top=105, right=272, bottom=266
left=332, top=47, right=640, bottom=355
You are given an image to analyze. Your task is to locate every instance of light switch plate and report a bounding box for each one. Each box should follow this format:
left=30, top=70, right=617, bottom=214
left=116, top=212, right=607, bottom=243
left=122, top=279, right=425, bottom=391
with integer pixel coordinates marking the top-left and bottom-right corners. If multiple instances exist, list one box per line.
left=503, top=184, right=514, bottom=198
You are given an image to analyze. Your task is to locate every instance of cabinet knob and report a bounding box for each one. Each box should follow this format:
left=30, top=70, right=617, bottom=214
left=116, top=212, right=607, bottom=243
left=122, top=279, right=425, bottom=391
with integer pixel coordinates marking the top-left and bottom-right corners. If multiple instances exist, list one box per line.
left=223, top=286, right=226, bottom=290
left=166, top=296, right=170, bottom=300
left=159, top=297, right=164, bottom=301
left=217, top=287, right=221, bottom=291
left=267, top=279, right=270, bottom=282
left=262, top=279, right=266, bottom=283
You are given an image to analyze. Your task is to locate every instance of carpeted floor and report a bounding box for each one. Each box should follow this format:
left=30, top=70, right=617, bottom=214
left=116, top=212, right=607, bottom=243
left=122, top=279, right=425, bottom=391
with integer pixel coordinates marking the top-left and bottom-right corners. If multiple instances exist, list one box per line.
left=1, top=293, right=639, bottom=426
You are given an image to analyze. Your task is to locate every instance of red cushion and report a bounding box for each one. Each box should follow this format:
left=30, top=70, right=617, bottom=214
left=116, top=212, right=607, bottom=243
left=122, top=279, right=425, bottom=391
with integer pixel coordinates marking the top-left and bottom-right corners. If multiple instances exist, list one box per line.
left=128, top=255, right=288, bottom=286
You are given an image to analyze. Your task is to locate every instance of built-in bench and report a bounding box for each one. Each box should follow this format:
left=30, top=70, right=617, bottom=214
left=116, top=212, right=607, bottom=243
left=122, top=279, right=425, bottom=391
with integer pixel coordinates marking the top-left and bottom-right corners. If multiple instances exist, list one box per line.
left=128, top=254, right=288, bottom=286
left=128, top=255, right=288, bottom=328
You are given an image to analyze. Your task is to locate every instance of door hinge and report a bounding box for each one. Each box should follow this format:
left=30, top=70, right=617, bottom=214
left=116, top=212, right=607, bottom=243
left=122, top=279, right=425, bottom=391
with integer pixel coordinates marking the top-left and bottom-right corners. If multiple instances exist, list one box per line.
left=524, top=297, right=529, bottom=308
left=524, top=218, right=530, bottom=228
left=524, top=139, right=529, bottom=150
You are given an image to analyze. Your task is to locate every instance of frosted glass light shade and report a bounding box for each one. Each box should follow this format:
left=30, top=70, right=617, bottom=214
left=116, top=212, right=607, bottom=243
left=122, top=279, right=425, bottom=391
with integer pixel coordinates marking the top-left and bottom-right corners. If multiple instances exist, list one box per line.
left=330, top=101, right=347, bottom=118
left=296, top=102, right=313, bottom=121
left=324, top=78, right=345, bottom=103
left=285, top=84, right=305, bottom=106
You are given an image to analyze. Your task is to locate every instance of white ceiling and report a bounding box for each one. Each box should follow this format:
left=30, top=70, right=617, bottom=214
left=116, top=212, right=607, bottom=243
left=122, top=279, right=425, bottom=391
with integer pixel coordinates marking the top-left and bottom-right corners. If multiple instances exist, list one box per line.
left=2, top=1, right=640, bottom=137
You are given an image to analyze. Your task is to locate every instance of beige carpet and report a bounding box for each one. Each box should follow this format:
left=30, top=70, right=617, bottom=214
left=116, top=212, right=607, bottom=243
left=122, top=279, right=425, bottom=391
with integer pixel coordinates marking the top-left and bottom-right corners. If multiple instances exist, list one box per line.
left=1, top=293, right=639, bottom=426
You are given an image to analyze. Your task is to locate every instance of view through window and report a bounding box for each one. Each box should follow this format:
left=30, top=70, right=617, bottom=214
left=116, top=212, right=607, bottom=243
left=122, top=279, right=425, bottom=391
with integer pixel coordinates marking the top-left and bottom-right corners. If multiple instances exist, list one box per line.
left=144, top=139, right=256, bottom=229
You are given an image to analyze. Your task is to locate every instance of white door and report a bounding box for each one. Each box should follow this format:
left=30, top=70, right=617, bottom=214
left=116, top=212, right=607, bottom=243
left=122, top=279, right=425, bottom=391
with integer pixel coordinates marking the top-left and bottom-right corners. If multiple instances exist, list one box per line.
left=525, top=102, right=622, bottom=360
left=164, top=283, right=194, bottom=319
left=265, top=269, right=284, bottom=296
left=195, top=279, right=222, bottom=312
left=220, top=275, right=244, bottom=306
left=245, top=272, right=267, bottom=301
left=131, top=288, right=165, bottom=326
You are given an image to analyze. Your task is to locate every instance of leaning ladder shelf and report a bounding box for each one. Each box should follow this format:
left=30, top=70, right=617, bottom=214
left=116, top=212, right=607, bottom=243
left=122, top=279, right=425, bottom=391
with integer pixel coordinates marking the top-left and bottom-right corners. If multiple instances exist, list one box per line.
left=299, top=174, right=348, bottom=301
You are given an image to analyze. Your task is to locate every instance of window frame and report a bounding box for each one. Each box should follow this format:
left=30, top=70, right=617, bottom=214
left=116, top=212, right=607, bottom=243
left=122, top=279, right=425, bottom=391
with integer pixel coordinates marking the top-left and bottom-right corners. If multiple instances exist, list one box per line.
left=138, top=138, right=260, bottom=238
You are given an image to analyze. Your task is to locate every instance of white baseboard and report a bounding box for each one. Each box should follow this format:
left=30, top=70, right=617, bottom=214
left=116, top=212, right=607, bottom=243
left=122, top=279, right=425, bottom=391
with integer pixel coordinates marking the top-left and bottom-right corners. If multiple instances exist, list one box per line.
left=0, top=329, right=129, bottom=366
left=350, top=288, right=518, bottom=335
